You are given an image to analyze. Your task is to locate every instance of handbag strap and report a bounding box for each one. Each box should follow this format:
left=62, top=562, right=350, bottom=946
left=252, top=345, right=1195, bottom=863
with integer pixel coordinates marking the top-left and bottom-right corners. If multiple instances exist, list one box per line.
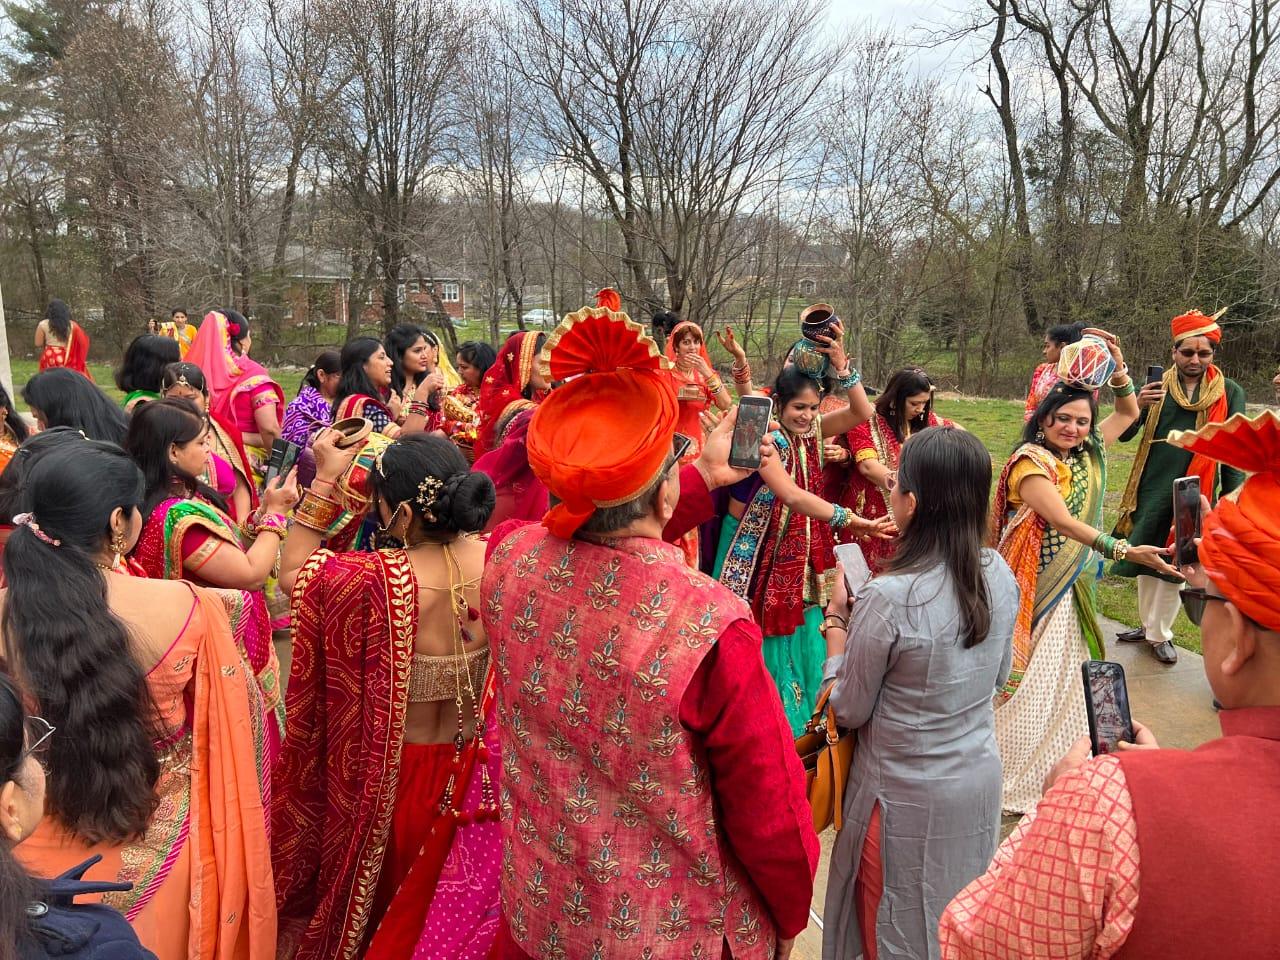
left=811, top=681, right=849, bottom=831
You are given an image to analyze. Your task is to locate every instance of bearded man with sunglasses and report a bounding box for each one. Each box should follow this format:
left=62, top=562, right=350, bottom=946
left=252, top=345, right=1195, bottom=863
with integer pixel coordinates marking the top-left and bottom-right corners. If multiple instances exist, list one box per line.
left=1110, top=309, right=1246, bottom=664
left=940, top=410, right=1280, bottom=959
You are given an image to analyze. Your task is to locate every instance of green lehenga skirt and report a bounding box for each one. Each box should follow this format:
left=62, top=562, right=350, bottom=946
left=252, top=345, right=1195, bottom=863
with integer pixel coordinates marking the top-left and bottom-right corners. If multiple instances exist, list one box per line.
left=714, top=514, right=825, bottom=737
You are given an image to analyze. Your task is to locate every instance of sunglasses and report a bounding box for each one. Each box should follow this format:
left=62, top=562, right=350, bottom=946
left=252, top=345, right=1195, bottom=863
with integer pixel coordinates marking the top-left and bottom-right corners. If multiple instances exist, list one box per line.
left=1181, top=587, right=1226, bottom=627
left=1177, top=348, right=1214, bottom=360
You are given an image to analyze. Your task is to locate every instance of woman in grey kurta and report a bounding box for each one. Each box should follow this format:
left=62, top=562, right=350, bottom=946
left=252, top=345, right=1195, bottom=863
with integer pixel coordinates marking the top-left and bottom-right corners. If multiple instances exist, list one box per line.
left=821, top=427, right=1019, bottom=960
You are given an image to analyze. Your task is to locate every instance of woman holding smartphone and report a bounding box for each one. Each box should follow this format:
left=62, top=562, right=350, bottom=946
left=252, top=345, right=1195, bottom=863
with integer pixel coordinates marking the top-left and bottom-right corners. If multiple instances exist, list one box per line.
left=820, top=426, right=1020, bottom=960
left=714, top=326, right=891, bottom=736
left=992, top=331, right=1180, bottom=813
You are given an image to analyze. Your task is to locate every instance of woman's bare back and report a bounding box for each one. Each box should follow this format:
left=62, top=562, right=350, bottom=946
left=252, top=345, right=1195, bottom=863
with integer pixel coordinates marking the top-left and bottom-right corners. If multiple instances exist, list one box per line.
left=403, top=535, right=488, bottom=744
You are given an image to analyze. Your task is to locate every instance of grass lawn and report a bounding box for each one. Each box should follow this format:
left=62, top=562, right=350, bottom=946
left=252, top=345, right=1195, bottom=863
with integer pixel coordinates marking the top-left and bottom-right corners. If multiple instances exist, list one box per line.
left=935, top=395, right=1202, bottom=655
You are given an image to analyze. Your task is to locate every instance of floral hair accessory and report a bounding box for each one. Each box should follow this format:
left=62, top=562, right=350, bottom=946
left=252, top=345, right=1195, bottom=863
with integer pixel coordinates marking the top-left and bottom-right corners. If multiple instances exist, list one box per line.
left=13, top=513, right=61, bottom=547
left=227, top=321, right=242, bottom=337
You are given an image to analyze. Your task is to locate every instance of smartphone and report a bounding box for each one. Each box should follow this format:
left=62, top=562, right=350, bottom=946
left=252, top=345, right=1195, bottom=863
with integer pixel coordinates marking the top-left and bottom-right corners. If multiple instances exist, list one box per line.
left=261, top=438, right=301, bottom=492
left=833, top=542, right=872, bottom=597
left=1173, top=476, right=1201, bottom=567
left=729, top=396, right=773, bottom=470
left=1081, top=660, right=1135, bottom=756
left=672, top=433, right=693, bottom=464
left=1146, top=364, right=1165, bottom=384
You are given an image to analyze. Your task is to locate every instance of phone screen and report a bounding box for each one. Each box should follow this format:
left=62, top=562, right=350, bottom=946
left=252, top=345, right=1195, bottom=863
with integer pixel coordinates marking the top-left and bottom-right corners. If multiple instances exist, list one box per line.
left=729, top=398, right=772, bottom=469
left=833, top=542, right=872, bottom=597
left=1082, top=661, right=1134, bottom=756
left=1146, top=364, right=1165, bottom=384
left=1173, top=476, right=1201, bottom=566
left=261, top=439, right=300, bottom=492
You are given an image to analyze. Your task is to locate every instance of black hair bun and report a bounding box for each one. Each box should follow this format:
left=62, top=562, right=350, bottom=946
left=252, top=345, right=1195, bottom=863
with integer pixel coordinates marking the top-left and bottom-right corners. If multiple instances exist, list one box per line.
left=436, top=471, right=496, bottom=533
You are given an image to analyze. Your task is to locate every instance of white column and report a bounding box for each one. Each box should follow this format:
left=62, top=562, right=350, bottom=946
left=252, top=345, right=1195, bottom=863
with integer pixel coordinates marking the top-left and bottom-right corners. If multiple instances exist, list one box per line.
left=0, top=279, right=14, bottom=402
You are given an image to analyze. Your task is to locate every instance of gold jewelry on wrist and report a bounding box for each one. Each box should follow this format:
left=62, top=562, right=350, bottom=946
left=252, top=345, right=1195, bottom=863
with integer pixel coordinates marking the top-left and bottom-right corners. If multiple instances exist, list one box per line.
left=294, top=490, right=343, bottom=533
left=819, top=615, right=848, bottom=638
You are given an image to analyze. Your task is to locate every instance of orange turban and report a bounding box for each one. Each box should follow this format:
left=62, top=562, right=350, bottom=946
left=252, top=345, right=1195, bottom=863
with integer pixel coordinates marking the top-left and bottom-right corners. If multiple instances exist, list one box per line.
left=528, top=304, right=678, bottom=539
left=595, top=287, right=621, bottom=312
left=1171, top=308, right=1223, bottom=344
left=1169, top=411, right=1280, bottom=632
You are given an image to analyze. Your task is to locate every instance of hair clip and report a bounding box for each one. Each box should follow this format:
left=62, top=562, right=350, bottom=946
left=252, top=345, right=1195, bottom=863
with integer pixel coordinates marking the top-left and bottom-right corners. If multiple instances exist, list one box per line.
left=13, top=513, right=61, bottom=547
left=416, top=475, right=443, bottom=518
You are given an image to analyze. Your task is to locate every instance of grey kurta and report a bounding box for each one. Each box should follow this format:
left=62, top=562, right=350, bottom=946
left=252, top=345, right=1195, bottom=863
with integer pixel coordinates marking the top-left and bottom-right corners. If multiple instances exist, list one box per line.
left=821, top=550, right=1019, bottom=960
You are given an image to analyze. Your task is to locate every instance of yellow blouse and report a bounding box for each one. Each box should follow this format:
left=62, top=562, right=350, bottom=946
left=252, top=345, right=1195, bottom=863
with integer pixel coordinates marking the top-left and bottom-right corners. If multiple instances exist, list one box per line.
left=1006, top=454, right=1071, bottom=506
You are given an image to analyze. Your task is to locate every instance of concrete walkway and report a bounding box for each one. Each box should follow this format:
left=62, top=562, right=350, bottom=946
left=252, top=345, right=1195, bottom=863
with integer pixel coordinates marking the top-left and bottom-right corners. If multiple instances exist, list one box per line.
left=791, top=616, right=1219, bottom=959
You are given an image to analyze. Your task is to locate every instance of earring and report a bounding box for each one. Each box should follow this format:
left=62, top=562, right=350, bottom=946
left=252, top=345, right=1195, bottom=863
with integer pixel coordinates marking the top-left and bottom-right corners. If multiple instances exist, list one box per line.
left=1035, top=429, right=1045, bottom=444
left=111, top=529, right=128, bottom=563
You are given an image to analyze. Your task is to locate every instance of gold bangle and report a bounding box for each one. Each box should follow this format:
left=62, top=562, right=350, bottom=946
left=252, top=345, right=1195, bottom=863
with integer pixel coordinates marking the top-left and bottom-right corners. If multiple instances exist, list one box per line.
left=294, top=490, right=343, bottom=532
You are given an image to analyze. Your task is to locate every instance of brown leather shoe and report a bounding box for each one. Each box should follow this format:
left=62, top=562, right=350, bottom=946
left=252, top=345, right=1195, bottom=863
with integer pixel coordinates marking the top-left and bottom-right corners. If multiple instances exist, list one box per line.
left=1116, top=626, right=1146, bottom=643
left=1150, top=640, right=1178, bottom=664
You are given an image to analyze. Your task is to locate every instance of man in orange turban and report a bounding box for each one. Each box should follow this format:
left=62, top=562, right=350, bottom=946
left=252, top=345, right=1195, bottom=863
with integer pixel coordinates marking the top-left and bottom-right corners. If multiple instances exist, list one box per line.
left=483, top=302, right=819, bottom=960
left=1112, top=307, right=1246, bottom=664
left=941, top=410, right=1280, bottom=958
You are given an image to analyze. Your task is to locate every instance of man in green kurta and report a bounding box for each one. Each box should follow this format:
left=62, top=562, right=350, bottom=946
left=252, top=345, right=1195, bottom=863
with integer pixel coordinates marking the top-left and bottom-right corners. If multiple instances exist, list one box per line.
left=1111, top=310, right=1246, bottom=664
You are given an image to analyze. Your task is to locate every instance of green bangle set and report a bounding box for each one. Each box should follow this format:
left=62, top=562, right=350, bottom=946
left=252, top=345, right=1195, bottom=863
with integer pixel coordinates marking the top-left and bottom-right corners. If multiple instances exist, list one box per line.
left=1111, top=380, right=1136, bottom=398
left=835, top=368, right=863, bottom=392
left=829, top=504, right=855, bottom=529
left=1091, top=532, right=1130, bottom=562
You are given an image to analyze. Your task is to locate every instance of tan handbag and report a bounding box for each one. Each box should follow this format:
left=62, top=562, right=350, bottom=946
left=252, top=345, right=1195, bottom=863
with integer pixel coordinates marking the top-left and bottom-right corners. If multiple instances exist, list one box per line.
left=794, top=684, right=855, bottom=834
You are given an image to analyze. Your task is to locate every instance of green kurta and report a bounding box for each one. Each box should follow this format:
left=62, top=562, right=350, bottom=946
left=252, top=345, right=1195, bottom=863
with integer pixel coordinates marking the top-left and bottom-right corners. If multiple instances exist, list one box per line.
left=1110, top=376, right=1247, bottom=581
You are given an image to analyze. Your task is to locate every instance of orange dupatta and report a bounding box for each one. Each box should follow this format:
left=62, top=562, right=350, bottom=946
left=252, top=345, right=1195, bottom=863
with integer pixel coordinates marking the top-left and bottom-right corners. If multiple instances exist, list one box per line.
left=189, top=589, right=277, bottom=959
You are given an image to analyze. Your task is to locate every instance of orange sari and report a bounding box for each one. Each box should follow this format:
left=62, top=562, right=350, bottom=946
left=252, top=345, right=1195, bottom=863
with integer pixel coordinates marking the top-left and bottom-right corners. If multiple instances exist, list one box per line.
left=17, top=586, right=280, bottom=960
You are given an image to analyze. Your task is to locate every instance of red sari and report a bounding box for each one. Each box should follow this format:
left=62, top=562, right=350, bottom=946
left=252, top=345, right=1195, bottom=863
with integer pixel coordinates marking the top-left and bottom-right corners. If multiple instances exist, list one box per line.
left=39, top=321, right=93, bottom=379
left=664, top=322, right=720, bottom=566
left=473, top=332, right=546, bottom=528
left=844, top=412, right=950, bottom=573
left=272, top=549, right=501, bottom=960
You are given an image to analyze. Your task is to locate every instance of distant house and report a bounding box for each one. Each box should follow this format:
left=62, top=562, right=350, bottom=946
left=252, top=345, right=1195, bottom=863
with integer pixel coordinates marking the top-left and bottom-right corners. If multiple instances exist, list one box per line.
left=280, top=245, right=467, bottom=326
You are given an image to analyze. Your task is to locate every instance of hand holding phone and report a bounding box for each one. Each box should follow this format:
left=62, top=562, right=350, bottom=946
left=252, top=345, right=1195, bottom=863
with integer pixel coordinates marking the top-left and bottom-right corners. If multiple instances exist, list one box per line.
left=833, top=542, right=872, bottom=599
left=729, top=396, right=773, bottom=470
left=1082, top=660, right=1135, bottom=756
left=261, top=438, right=302, bottom=493
left=1172, top=476, right=1202, bottom=567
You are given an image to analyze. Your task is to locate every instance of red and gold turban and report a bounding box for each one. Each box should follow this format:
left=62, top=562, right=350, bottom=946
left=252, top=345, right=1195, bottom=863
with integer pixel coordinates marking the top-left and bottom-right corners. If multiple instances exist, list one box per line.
left=1171, top=308, right=1224, bottom=345
left=1169, top=411, right=1280, bottom=632
left=527, top=295, right=678, bottom=539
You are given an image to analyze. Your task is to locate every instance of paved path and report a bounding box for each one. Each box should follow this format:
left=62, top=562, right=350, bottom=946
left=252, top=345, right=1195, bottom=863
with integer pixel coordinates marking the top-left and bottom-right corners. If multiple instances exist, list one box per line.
left=792, top=616, right=1219, bottom=959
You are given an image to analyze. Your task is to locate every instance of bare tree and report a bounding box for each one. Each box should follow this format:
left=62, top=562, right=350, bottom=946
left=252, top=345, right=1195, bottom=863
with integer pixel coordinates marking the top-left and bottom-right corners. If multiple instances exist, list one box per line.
left=512, top=0, right=838, bottom=324
left=459, top=23, right=533, bottom=340
left=319, top=0, right=469, bottom=331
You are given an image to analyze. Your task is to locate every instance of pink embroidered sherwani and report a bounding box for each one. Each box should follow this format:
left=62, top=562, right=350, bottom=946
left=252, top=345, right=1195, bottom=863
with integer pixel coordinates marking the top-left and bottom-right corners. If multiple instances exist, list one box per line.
left=484, top=521, right=819, bottom=959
